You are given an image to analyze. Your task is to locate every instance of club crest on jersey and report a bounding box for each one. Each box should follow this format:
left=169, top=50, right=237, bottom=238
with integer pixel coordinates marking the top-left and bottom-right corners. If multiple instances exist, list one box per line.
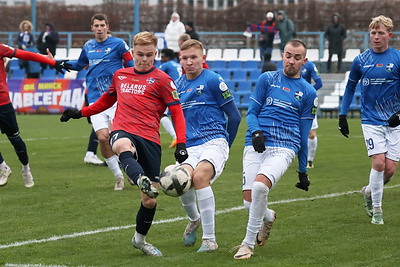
left=146, top=77, right=155, bottom=84
left=196, top=85, right=204, bottom=95
left=294, top=91, right=303, bottom=101
left=386, top=63, right=394, bottom=72
left=105, top=48, right=111, bottom=54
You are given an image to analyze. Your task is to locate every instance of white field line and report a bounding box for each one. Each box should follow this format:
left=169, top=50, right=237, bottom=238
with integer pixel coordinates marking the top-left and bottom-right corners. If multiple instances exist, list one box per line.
left=1, top=184, right=399, bottom=250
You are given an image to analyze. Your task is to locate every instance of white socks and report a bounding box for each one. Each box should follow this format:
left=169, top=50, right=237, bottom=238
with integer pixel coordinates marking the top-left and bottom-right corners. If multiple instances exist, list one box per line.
left=243, top=181, right=269, bottom=248
left=196, top=186, right=215, bottom=241
left=369, top=168, right=384, bottom=210
left=105, top=155, right=123, bottom=179
left=243, top=200, right=251, bottom=212
left=179, top=188, right=200, bottom=221
left=160, top=116, right=177, bottom=139
left=308, top=137, right=317, bottom=161
left=85, top=151, right=95, bottom=157
left=134, top=231, right=145, bottom=244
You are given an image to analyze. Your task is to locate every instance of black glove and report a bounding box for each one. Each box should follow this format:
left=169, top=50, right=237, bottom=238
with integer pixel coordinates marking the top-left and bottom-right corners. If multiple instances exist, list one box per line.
left=54, top=60, right=72, bottom=74
left=388, top=111, right=400, bottom=127
left=60, top=108, right=82, bottom=122
left=295, top=171, right=310, bottom=191
left=252, top=130, right=266, bottom=153
left=338, top=115, right=349, bottom=138
left=174, top=143, right=188, bottom=163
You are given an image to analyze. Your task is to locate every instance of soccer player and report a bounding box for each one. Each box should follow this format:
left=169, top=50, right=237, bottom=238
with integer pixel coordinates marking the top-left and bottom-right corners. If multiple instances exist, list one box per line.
left=301, top=60, right=323, bottom=168
left=159, top=48, right=182, bottom=148
left=0, top=43, right=70, bottom=187
left=60, top=31, right=188, bottom=256
left=66, top=13, right=134, bottom=190
left=233, top=40, right=317, bottom=259
left=176, top=39, right=241, bottom=252
left=339, top=15, right=400, bottom=225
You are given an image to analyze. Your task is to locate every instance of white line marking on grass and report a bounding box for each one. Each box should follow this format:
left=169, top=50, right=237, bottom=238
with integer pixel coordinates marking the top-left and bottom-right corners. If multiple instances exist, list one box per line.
left=1, top=184, right=399, bottom=250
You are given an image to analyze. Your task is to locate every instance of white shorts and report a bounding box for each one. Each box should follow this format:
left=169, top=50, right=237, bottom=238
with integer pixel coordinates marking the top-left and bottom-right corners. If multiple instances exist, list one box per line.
left=90, top=102, right=117, bottom=132
left=242, top=146, right=295, bottom=191
left=184, top=138, right=229, bottom=184
left=361, top=124, right=400, bottom=161
left=311, top=117, right=318, bottom=130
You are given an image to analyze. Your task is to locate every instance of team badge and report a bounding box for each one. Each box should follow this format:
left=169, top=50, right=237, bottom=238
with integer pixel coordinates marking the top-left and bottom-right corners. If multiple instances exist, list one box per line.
left=196, top=85, right=204, bottom=95
left=172, top=90, right=179, bottom=100
left=118, top=76, right=128, bottom=80
left=386, top=63, right=394, bottom=72
left=105, top=48, right=111, bottom=54
left=362, top=78, right=370, bottom=86
left=219, top=82, right=228, bottom=91
left=294, top=91, right=303, bottom=101
left=146, top=77, right=155, bottom=84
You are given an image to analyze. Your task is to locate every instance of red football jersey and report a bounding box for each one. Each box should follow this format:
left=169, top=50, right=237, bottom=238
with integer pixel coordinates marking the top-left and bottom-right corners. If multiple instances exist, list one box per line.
left=109, top=67, right=180, bottom=145
left=0, top=44, right=17, bottom=105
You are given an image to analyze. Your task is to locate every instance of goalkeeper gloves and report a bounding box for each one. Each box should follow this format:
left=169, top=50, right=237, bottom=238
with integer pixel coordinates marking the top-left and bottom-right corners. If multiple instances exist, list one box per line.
left=295, top=171, right=310, bottom=191
left=251, top=130, right=266, bottom=153
left=174, top=143, right=188, bottom=163
left=60, top=108, right=82, bottom=122
left=54, top=60, right=72, bottom=74
left=338, top=115, right=349, bottom=138
left=388, top=111, right=400, bottom=127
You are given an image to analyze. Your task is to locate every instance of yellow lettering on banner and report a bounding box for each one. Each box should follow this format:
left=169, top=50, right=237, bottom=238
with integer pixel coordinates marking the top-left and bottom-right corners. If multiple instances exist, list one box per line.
left=38, top=82, right=62, bottom=90
left=23, top=84, right=35, bottom=91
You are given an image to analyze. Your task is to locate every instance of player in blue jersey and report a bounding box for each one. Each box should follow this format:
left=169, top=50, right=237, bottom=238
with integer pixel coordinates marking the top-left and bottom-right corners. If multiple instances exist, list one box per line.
left=233, top=40, right=317, bottom=260
left=175, top=39, right=241, bottom=252
left=66, top=13, right=134, bottom=191
left=339, top=15, right=400, bottom=225
left=159, top=48, right=182, bottom=148
left=301, top=60, right=323, bottom=168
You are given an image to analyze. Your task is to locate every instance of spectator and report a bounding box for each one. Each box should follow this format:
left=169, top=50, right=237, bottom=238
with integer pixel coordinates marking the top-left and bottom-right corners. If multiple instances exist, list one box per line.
left=246, top=11, right=277, bottom=60
left=325, top=13, right=346, bottom=73
left=185, top=21, right=200, bottom=41
left=261, top=53, right=277, bottom=73
left=276, top=10, right=296, bottom=52
left=37, top=23, right=60, bottom=71
left=16, top=20, right=40, bottom=78
left=164, top=12, right=186, bottom=59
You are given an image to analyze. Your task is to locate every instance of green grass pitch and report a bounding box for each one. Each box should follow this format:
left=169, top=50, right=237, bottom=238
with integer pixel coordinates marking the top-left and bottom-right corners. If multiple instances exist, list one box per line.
left=0, top=115, right=399, bottom=266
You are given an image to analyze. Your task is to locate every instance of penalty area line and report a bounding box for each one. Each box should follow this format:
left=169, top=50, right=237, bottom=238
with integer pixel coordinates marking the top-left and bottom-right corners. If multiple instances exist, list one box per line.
left=1, top=184, right=399, bottom=250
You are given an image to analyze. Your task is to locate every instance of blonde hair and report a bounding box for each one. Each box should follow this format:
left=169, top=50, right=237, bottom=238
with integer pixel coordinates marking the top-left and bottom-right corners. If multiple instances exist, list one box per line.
left=133, top=31, right=158, bottom=47
left=179, top=33, right=191, bottom=43
left=180, top=39, right=204, bottom=52
left=19, top=20, right=33, bottom=33
left=369, top=15, right=393, bottom=32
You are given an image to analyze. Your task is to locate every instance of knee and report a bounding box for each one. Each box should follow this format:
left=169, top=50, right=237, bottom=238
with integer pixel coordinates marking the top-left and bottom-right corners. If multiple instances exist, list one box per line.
left=142, top=197, right=157, bottom=209
left=252, top=181, right=268, bottom=194
left=97, top=132, right=110, bottom=143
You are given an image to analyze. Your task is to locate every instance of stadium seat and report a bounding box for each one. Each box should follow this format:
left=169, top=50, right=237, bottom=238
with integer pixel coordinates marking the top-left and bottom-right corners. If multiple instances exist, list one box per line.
left=236, top=81, right=253, bottom=92
left=232, top=69, right=247, bottom=81
left=55, top=48, right=68, bottom=60
left=206, top=49, right=222, bottom=61
left=224, top=80, right=236, bottom=91
left=307, top=49, right=320, bottom=62
left=42, top=68, right=57, bottom=79
left=254, top=49, right=261, bottom=60
left=321, top=49, right=338, bottom=62
left=228, top=60, right=243, bottom=69
left=216, top=69, right=231, bottom=80
left=238, top=49, right=255, bottom=61
left=67, top=48, right=82, bottom=60
left=211, top=60, right=227, bottom=70
left=249, top=70, right=261, bottom=82
left=222, top=49, right=238, bottom=60
left=9, top=59, right=20, bottom=71
left=76, top=69, right=87, bottom=79
left=12, top=68, right=25, bottom=79
left=233, top=91, right=252, bottom=109
left=243, top=61, right=259, bottom=70
left=343, top=49, right=361, bottom=62
left=271, top=49, right=282, bottom=61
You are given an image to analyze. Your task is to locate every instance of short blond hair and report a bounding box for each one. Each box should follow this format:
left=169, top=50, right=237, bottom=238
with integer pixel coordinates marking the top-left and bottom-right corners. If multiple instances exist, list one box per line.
left=133, top=31, right=158, bottom=47
left=180, top=39, right=204, bottom=52
left=369, top=15, right=393, bottom=32
left=179, top=33, right=191, bottom=43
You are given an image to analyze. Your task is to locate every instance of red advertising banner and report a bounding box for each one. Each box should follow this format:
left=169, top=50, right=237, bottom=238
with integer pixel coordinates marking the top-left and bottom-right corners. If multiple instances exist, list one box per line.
left=8, top=78, right=86, bottom=114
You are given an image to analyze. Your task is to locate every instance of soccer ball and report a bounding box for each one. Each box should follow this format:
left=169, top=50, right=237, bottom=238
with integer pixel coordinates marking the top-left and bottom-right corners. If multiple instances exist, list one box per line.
left=159, top=164, right=191, bottom=197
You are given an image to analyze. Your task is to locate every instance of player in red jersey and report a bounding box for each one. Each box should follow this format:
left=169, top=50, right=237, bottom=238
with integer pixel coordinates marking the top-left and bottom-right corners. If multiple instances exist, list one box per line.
left=0, top=43, right=70, bottom=188
left=60, top=31, right=187, bottom=256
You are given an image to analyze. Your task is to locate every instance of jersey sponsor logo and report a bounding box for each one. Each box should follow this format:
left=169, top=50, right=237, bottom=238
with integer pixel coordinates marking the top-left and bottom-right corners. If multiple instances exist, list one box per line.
left=362, top=78, right=370, bottom=86
left=266, top=97, right=273, bottom=105
left=294, top=91, right=303, bottom=101
left=219, top=82, right=228, bottom=91
left=120, top=83, right=146, bottom=95
left=146, top=77, right=155, bottom=84
left=196, top=85, right=204, bottom=95
left=118, top=76, right=128, bottom=80
left=221, top=89, right=232, bottom=100
left=386, top=63, right=394, bottom=72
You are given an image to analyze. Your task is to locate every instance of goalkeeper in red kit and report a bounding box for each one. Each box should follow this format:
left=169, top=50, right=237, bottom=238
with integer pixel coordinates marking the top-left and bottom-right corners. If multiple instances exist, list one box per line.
left=60, top=31, right=187, bottom=256
left=0, top=43, right=70, bottom=188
